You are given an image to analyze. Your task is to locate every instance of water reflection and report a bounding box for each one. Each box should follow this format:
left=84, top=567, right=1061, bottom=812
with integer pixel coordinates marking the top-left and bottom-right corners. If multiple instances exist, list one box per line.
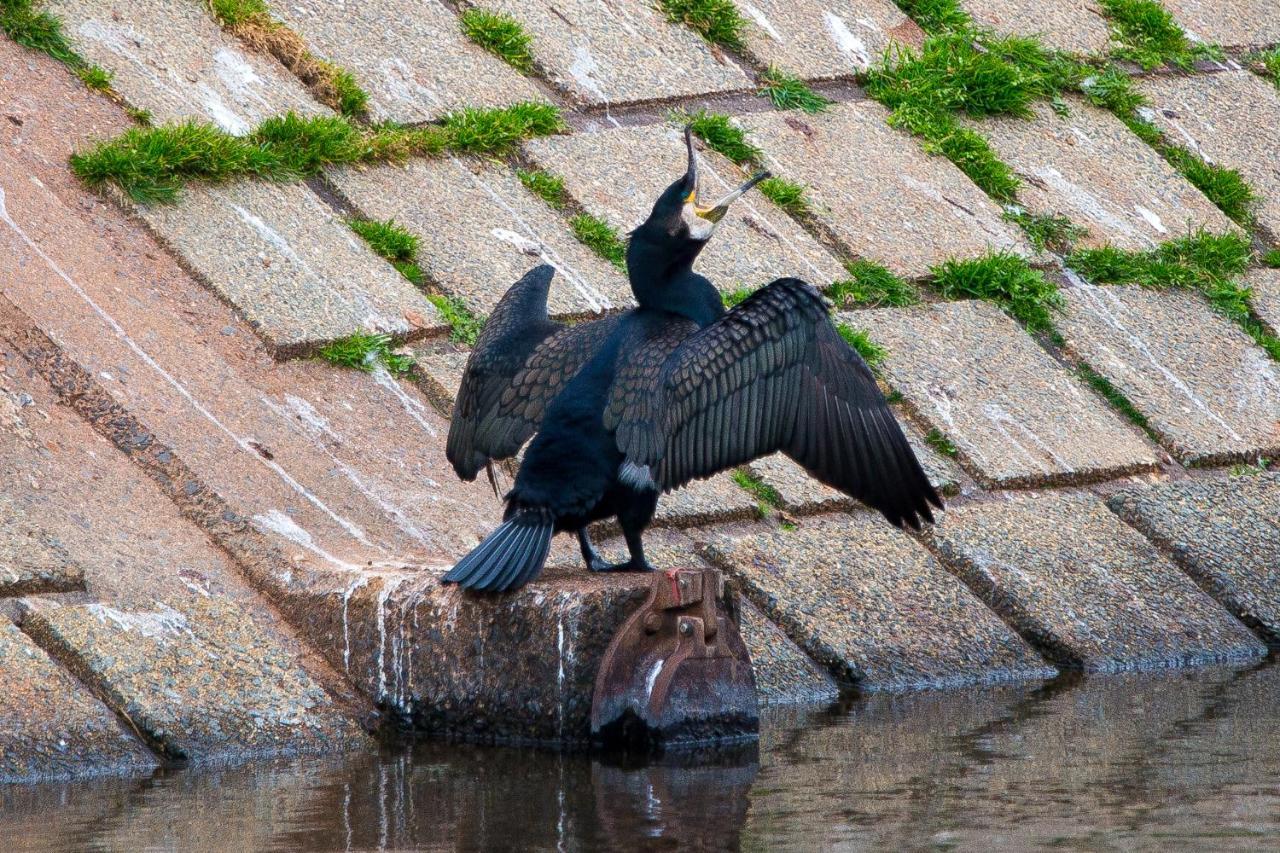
left=3, top=660, right=1278, bottom=851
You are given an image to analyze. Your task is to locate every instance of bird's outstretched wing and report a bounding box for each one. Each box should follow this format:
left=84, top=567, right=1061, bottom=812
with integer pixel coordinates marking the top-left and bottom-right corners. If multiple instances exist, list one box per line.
left=447, top=265, right=618, bottom=480
left=607, top=278, right=941, bottom=529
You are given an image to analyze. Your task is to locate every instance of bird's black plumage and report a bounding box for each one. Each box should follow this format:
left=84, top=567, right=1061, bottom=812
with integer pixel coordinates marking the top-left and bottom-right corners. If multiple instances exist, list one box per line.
left=444, top=129, right=941, bottom=593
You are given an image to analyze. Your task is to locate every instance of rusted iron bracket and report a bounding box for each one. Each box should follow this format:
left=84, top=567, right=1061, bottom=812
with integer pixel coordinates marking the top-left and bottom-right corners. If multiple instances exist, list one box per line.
left=590, top=568, right=758, bottom=749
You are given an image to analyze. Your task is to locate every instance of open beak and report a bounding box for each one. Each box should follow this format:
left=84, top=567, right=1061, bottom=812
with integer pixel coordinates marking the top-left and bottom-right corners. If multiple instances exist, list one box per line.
left=681, top=126, right=771, bottom=224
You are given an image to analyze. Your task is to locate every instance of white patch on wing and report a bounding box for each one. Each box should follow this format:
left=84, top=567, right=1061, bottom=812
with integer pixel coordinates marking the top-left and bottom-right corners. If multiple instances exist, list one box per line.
left=620, top=460, right=658, bottom=491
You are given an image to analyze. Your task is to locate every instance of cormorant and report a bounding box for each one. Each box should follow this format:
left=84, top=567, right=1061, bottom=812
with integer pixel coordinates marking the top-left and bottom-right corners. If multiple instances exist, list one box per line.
left=443, top=129, right=941, bottom=593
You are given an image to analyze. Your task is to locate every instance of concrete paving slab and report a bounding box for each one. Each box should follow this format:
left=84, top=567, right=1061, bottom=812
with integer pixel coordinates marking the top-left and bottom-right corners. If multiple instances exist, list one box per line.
left=930, top=492, right=1268, bottom=670
left=0, top=500, right=84, bottom=598
left=272, top=0, right=542, bottom=124
left=524, top=123, right=846, bottom=294
left=699, top=514, right=1055, bottom=690
left=328, top=159, right=630, bottom=318
left=21, top=596, right=364, bottom=762
left=1057, top=283, right=1280, bottom=465
left=477, top=0, right=751, bottom=105
left=1109, top=473, right=1280, bottom=644
left=975, top=97, right=1238, bottom=251
left=44, top=0, right=327, bottom=134
left=137, top=180, right=441, bottom=354
left=741, top=104, right=1034, bottom=279
left=0, top=619, right=156, bottom=782
left=1251, top=269, right=1280, bottom=335
left=734, top=0, right=924, bottom=77
left=1159, top=0, right=1280, bottom=47
left=958, top=0, right=1111, bottom=55
left=736, top=595, right=838, bottom=704
left=858, top=300, right=1161, bottom=487
left=1139, top=71, right=1280, bottom=238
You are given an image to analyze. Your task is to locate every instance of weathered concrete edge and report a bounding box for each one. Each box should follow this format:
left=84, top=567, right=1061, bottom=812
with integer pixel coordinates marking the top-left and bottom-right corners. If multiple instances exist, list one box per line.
left=0, top=293, right=379, bottom=732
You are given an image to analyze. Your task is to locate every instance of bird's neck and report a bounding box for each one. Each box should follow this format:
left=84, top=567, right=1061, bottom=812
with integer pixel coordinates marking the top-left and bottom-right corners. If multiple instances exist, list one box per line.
left=626, top=237, right=724, bottom=327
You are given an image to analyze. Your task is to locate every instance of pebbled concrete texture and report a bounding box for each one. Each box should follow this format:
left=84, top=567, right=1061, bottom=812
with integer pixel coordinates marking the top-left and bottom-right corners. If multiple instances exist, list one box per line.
left=1251, top=268, right=1280, bottom=335
left=137, top=180, right=442, bottom=355
left=1109, top=473, right=1280, bottom=645
left=475, top=0, right=751, bottom=104
left=1159, top=0, right=1280, bottom=47
left=699, top=514, right=1056, bottom=690
left=0, top=619, right=156, bottom=782
left=43, top=0, right=327, bottom=134
left=271, top=0, right=543, bottom=124
left=1139, top=71, right=1280, bottom=238
left=736, top=595, right=838, bottom=705
left=974, top=97, right=1239, bottom=251
left=930, top=492, right=1268, bottom=671
left=735, top=0, right=924, bottom=77
left=0, top=496, right=84, bottom=598
left=524, top=123, right=846, bottom=293
left=740, top=103, right=1034, bottom=279
left=328, top=158, right=631, bottom=318
left=1057, top=283, right=1280, bottom=466
left=20, top=595, right=366, bottom=763
left=860, top=301, right=1161, bottom=487
left=958, top=0, right=1111, bottom=55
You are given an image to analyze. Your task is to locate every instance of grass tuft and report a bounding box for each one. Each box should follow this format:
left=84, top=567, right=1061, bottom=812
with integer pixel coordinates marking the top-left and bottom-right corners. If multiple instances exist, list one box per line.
left=731, top=468, right=783, bottom=517
left=721, top=286, right=754, bottom=309
left=1098, top=0, right=1222, bottom=70
left=426, top=294, right=485, bottom=346
left=931, top=252, right=1062, bottom=332
left=1076, top=364, right=1157, bottom=440
left=757, top=66, right=832, bottom=113
left=70, top=104, right=563, bottom=204
left=1161, top=146, right=1256, bottom=227
left=924, top=428, right=959, bottom=457
left=757, top=176, right=809, bottom=216
left=1230, top=457, right=1271, bottom=477
left=2, top=0, right=115, bottom=92
left=1003, top=208, right=1087, bottom=253
left=1250, top=47, right=1280, bottom=89
left=655, top=0, right=746, bottom=51
left=836, top=324, right=887, bottom=366
left=894, top=0, right=972, bottom=34
left=516, top=168, right=569, bottom=209
left=348, top=217, right=424, bottom=284
left=1263, top=249, right=1280, bottom=269
left=318, top=332, right=415, bottom=375
left=676, top=110, right=761, bottom=165
left=460, top=8, right=536, bottom=73
left=827, top=259, right=918, bottom=308
left=570, top=213, right=628, bottom=270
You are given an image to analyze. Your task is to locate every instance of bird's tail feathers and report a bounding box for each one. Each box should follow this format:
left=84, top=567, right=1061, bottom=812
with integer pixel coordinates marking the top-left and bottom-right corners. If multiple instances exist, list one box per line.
left=441, top=509, right=554, bottom=593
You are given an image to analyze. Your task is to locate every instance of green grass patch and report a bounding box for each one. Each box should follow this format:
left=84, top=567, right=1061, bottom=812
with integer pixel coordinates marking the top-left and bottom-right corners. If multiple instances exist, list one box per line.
left=827, top=259, right=918, bottom=308
left=70, top=103, right=563, bottom=204
left=207, top=0, right=271, bottom=27
left=924, top=428, right=958, bottom=458
left=1097, top=0, right=1223, bottom=70
left=1263, top=249, right=1280, bottom=269
left=931, top=251, right=1063, bottom=332
left=1, top=0, right=115, bottom=91
left=893, top=0, right=972, bottom=34
left=1162, top=146, right=1257, bottom=227
left=731, top=468, right=783, bottom=517
left=570, top=213, right=627, bottom=270
left=836, top=324, right=887, bottom=366
left=757, top=176, right=809, bottom=216
left=325, top=63, right=370, bottom=118
left=460, top=8, right=536, bottom=73
left=1075, top=364, right=1157, bottom=440
left=426, top=294, right=485, bottom=346
left=1250, top=47, right=1280, bottom=89
left=517, top=168, right=570, bottom=209
left=655, top=0, right=746, bottom=51
left=1230, top=457, right=1271, bottom=477
left=317, top=332, right=415, bottom=375
left=676, top=110, right=761, bottom=165
left=721, top=286, right=753, bottom=309
left=1003, top=208, right=1087, bottom=252
left=348, top=217, right=424, bottom=284
left=1078, top=67, right=1146, bottom=115
left=757, top=66, right=832, bottom=113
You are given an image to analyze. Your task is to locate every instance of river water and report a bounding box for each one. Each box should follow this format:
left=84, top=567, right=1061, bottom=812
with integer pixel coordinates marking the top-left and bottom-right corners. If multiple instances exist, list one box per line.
left=3, top=660, right=1278, bottom=851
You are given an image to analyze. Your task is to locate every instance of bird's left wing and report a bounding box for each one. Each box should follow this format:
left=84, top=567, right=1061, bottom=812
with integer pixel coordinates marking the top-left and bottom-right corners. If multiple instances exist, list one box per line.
left=608, top=278, right=941, bottom=529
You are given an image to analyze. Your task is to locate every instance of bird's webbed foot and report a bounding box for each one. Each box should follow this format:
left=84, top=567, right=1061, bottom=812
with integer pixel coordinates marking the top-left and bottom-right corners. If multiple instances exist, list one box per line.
left=589, top=558, right=657, bottom=573
left=577, top=528, right=615, bottom=573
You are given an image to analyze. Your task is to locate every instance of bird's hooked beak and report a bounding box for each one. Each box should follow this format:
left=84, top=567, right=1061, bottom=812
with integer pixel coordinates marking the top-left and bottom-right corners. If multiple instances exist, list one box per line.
left=681, top=126, right=771, bottom=225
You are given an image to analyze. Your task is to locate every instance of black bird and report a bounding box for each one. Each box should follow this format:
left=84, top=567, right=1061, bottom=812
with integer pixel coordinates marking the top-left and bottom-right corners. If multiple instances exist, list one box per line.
left=443, top=129, right=941, bottom=593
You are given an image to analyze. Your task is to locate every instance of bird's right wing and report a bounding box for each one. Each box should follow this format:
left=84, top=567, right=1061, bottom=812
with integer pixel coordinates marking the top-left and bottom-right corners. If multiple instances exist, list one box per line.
left=610, top=278, right=941, bottom=529
left=446, top=265, right=618, bottom=480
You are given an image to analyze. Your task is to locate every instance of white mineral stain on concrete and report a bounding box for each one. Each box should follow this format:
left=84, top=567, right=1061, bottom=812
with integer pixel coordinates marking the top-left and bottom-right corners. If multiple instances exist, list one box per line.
left=339, top=572, right=372, bottom=673
left=85, top=602, right=194, bottom=643
left=568, top=45, right=610, bottom=102
left=378, top=57, right=444, bottom=112
left=981, top=402, right=1073, bottom=474
left=370, top=365, right=439, bottom=438
left=1134, top=205, right=1169, bottom=235
left=253, top=509, right=370, bottom=569
left=824, top=12, right=871, bottom=68
left=1035, top=166, right=1141, bottom=243
left=741, top=2, right=783, bottom=41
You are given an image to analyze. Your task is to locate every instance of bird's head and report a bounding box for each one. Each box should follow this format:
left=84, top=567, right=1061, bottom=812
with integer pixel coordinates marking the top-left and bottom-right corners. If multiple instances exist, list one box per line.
left=635, top=126, right=770, bottom=245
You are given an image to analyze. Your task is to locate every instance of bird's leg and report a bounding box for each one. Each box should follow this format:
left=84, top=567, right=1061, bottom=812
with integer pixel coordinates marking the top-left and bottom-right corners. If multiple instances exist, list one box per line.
left=586, top=492, right=658, bottom=573
left=577, top=528, right=613, bottom=573
left=615, top=522, right=657, bottom=573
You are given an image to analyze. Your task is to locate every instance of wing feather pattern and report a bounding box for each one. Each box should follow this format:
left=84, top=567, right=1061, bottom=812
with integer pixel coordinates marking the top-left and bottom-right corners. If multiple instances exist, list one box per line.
left=446, top=265, right=618, bottom=480
left=610, top=278, right=941, bottom=529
